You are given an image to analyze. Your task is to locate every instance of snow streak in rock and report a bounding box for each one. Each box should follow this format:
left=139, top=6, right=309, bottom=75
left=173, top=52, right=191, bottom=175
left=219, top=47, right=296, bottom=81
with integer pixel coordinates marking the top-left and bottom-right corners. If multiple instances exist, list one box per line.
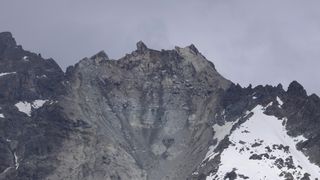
left=0, top=72, right=16, bottom=77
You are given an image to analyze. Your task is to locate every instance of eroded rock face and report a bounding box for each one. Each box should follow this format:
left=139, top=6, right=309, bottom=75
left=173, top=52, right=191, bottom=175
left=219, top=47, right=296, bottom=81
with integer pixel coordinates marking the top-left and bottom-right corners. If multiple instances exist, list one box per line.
left=50, top=42, right=231, bottom=180
left=0, top=32, right=320, bottom=180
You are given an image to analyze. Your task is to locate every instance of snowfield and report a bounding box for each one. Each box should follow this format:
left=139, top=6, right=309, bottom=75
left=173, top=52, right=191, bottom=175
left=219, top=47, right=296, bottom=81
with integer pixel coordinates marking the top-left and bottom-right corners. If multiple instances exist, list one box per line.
left=204, top=120, right=238, bottom=161
left=206, top=105, right=320, bottom=180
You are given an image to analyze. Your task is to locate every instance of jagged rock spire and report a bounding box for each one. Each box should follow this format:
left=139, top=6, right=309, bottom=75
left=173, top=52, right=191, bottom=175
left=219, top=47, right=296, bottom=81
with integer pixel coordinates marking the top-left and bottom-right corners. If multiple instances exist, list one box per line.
left=287, top=80, right=307, bottom=97
left=136, top=41, right=148, bottom=52
left=187, top=44, right=199, bottom=55
left=0, top=31, right=17, bottom=50
left=90, top=50, right=109, bottom=60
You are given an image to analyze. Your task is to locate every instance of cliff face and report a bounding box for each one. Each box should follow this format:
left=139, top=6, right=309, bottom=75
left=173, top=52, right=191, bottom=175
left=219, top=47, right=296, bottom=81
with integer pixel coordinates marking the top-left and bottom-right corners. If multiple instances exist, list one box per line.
left=1, top=32, right=320, bottom=180
left=0, top=32, right=69, bottom=180
left=50, top=42, right=231, bottom=180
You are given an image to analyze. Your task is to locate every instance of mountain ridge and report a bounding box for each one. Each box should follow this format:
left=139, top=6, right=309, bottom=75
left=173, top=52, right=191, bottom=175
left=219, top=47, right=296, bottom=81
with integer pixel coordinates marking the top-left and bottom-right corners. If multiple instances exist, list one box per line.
left=0, top=32, right=320, bottom=180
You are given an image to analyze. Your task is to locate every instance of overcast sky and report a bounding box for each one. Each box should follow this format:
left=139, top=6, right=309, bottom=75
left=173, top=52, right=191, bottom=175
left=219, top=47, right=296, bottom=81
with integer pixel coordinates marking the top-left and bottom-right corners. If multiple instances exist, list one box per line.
left=1, top=0, right=319, bottom=94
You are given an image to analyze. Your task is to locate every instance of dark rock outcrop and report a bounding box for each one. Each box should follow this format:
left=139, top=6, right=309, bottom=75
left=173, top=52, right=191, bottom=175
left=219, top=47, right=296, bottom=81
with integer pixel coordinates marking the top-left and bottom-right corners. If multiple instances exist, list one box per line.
left=0, top=32, right=69, bottom=180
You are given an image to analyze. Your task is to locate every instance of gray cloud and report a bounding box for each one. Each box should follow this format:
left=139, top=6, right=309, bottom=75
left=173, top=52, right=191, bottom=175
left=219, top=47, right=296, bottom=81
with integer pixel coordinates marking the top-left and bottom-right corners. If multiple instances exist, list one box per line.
left=1, top=0, right=320, bottom=94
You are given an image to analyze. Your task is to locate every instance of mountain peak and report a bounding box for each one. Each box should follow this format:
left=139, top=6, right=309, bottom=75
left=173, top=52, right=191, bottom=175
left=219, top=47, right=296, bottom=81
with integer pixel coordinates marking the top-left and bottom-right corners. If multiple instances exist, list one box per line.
left=187, top=44, right=199, bottom=55
left=287, top=80, right=307, bottom=97
left=0, top=31, right=13, bottom=39
left=136, top=41, right=148, bottom=51
left=90, top=50, right=109, bottom=60
left=0, top=31, right=17, bottom=49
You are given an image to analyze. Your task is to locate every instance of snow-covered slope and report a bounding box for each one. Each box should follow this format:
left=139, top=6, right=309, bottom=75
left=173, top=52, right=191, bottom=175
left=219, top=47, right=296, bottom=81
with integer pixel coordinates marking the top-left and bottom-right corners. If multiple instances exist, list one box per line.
left=206, top=103, right=320, bottom=180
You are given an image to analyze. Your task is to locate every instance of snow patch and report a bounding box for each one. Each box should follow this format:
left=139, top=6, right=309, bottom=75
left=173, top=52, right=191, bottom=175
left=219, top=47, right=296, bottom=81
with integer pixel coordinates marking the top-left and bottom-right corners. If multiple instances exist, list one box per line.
left=0, top=114, right=4, bottom=118
left=0, top=167, right=12, bottom=174
left=14, top=152, right=19, bottom=170
left=207, top=105, right=320, bottom=180
left=192, top=171, right=199, bottom=176
left=0, top=72, right=16, bottom=77
left=32, top=100, right=48, bottom=109
left=36, top=74, right=47, bottom=78
left=261, top=101, right=273, bottom=110
left=15, top=102, right=31, bottom=116
left=277, top=96, right=284, bottom=107
left=15, top=100, right=48, bottom=116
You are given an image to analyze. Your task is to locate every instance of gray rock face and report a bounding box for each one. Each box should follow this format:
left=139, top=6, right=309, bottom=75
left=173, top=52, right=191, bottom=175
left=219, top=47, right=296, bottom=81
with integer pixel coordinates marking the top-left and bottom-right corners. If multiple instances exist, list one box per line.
left=52, top=42, right=231, bottom=180
left=0, top=32, right=320, bottom=180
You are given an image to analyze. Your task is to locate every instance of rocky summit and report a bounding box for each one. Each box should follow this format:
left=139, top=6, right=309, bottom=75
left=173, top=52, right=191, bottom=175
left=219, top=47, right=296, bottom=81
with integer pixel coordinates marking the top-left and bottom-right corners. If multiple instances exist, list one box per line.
left=0, top=32, right=320, bottom=180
